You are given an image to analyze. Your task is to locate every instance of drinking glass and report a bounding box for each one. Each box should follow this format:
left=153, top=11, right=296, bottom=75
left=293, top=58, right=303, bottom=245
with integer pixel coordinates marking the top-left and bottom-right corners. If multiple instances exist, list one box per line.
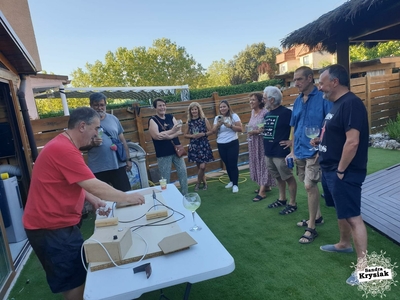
left=192, top=126, right=199, bottom=135
left=183, top=193, right=202, bottom=231
left=257, top=121, right=266, bottom=136
left=245, top=124, right=252, bottom=141
left=305, top=126, right=321, bottom=150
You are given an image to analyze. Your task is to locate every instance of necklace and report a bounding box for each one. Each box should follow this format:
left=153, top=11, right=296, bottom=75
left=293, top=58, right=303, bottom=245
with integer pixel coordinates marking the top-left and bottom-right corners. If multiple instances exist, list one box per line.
left=64, top=131, right=77, bottom=148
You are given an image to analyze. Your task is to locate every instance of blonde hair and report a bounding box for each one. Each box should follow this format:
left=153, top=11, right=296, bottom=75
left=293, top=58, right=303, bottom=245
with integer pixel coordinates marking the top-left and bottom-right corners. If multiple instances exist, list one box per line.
left=187, top=102, right=206, bottom=122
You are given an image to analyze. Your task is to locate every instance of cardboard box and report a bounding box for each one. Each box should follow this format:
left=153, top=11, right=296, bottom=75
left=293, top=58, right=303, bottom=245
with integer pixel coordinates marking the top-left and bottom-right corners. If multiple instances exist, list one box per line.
left=84, top=226, right=132, bottom=263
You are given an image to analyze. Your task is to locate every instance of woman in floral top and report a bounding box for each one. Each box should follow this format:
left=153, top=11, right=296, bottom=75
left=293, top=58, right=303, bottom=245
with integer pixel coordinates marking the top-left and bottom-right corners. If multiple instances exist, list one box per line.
left=184, top=102, right=214, bottom=191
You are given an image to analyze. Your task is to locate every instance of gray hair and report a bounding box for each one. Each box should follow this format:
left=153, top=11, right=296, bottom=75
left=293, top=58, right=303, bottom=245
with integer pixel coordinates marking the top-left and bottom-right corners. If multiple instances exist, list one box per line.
left=263, top=86, right=282, bottom=106
left=68, top=107, right=100, bottom=129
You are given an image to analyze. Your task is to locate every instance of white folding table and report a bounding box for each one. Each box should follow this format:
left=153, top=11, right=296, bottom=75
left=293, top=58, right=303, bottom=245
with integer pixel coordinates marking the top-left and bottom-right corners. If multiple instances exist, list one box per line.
left=83, top=184, right=235, bottom=300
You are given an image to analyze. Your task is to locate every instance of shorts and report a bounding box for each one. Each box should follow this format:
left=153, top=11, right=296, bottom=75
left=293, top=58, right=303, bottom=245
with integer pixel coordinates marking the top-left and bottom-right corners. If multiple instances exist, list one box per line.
left=265, top=156, right=293, bottom=181
left=25, top=225, right=87, bottom=293
left=295, top=155, right=321, bottom=186
left=321, top=170, right=366, bottom=219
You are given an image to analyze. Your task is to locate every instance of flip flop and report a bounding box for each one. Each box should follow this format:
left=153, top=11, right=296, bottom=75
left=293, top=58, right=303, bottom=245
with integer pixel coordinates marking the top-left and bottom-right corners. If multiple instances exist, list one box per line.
left=252, top=195, right=266, bottom=202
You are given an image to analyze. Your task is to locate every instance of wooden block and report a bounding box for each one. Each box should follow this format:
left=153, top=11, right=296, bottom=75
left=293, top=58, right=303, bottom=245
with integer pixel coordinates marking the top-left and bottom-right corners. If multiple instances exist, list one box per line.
left=158, top=232, right=197, bottom=254
left=84, top=226, right=132, bottom=263
left=145, top=209, right=168, bottom=220
left=95, top=217, right=119, bottom=228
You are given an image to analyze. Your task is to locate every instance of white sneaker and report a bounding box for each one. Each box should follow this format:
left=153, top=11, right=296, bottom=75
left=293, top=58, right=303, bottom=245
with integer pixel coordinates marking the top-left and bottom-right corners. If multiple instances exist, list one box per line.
left=232, top=185, right=239, bottom=193
left=225, top=182, right=233, bottom=189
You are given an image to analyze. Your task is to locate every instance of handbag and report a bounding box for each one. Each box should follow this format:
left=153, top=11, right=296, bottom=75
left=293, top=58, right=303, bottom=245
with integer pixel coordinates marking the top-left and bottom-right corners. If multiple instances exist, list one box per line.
left=152, top=117, right=186, bottom=157
left=102, top=129, right=127, bottom=162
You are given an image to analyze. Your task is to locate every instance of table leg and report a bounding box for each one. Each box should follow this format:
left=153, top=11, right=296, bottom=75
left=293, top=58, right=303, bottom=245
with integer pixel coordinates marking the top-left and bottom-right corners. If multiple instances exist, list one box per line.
left=183, top=283, right=192, bottom=300
left=159, top=289, right=170, bottom=300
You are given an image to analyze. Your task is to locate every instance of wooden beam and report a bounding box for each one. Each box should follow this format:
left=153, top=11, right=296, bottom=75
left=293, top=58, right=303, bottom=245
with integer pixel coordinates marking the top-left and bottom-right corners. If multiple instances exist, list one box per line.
left=336, top=38, right=350, bottom=86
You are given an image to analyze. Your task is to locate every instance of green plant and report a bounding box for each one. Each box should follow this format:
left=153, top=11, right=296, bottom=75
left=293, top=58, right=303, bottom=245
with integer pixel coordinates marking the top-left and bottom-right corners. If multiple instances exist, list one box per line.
left=385, top=113, right=400, bottom=141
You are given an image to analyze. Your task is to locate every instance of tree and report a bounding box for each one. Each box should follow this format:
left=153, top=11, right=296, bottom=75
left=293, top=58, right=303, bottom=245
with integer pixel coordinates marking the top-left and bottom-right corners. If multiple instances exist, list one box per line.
left=229, top=43, right=281, bottom=85
left=71, top=38, right=206, bottom=88
left=204, top=59, right=231, bottom=87
left=350, top=41, right=400, bottom=62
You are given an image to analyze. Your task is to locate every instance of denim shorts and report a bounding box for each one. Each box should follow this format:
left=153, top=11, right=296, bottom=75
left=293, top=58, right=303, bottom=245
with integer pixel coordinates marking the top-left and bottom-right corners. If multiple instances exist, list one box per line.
left=321, top=170, right=366, bottom=219
left=25, top=225, right=86, bottom=293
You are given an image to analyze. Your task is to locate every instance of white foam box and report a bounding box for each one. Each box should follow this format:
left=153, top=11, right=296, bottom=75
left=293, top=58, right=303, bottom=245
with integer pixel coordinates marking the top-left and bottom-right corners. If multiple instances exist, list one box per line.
left=84, top=226, right=132, bottom=263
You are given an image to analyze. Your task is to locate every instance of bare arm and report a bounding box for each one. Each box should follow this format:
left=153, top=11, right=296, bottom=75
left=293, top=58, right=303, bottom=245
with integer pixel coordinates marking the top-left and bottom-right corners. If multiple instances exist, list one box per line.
left=337, top=128, right=360, bottom=173
left=226, top=120, right=243, bottom=133
left=149, top=118, right=181, bottom=140
left=118, top=132, right=132, bottom=171
left=78, top=178, right=144, bottom=205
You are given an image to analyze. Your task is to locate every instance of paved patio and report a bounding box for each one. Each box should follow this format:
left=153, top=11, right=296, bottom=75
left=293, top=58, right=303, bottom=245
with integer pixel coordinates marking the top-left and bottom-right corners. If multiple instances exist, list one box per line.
left=361, top=163, right=400, bottom=244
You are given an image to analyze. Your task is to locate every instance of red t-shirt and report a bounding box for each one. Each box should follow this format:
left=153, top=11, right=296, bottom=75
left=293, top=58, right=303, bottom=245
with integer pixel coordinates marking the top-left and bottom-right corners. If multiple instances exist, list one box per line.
left=23, top=134, right=95, bottom=230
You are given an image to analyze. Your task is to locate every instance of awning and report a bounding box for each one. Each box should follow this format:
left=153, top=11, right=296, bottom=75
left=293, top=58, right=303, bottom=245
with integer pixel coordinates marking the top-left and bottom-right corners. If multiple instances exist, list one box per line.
left=0, top=11, right=37, bottom=74
left=34, top=85, right=190, bottom=101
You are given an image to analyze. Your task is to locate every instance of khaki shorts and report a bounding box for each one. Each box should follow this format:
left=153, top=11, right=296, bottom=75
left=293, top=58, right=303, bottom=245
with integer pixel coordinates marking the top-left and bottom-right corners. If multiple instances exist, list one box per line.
left=265, top=156, right=293, bottom=181
left=295, top=155, right=321, bottom=186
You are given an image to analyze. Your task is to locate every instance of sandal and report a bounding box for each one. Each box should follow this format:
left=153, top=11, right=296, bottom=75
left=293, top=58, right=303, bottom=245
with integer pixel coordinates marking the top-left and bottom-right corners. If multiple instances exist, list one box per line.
left=299, top=227, right=318, bottom=244
left=253, top=195, right=266, bottom=202
left=202, top=184, right=208, bottom=190
left=194, top=183, right=199, bottom=191
left=267, top=199, right=287, bottom=208
left=279, top=204, right=298, bottom=215
left=297, top=216, right=324, bottom=227
left=254, top=189, right=260, bottom=194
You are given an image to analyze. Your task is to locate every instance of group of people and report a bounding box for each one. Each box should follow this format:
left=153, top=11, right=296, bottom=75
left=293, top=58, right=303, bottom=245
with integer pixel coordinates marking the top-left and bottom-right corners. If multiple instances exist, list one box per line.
left=22, top=64, right=369, bottom=298
left=252, top=65, right=368, bottom=285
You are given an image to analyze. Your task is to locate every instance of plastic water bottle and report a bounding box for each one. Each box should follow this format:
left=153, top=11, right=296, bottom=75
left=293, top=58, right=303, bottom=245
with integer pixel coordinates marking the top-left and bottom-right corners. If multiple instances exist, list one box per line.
left=98, top=127, right=103, bottom=145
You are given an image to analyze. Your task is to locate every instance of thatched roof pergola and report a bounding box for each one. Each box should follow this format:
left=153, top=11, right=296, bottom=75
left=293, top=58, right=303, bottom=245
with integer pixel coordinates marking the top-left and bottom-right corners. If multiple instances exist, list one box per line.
left=280, top=0, right=400, bottom=71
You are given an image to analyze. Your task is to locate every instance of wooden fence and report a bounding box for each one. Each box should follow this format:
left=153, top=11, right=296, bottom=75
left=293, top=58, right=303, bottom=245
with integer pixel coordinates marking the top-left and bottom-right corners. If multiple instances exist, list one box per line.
left=29, top=73, right=400, bottom=182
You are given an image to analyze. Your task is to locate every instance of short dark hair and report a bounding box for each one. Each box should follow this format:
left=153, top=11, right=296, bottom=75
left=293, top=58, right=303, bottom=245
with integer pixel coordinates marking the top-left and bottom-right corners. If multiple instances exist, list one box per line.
left=249, top=92, right=264, bottom=109
left=319, top=64, right=349, bottom=88
left=153, top=98, right=166, bottom=108
left=89, top=92, right=107, bottom=106
left=295, top=66, right=314, bottom=83
left=67, top=107, right=100, bottom=129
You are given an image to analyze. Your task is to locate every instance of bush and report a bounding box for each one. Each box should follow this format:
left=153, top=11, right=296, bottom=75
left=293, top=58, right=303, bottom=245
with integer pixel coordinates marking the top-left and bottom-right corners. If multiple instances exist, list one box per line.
left=385, top=113, right=400, bottom=141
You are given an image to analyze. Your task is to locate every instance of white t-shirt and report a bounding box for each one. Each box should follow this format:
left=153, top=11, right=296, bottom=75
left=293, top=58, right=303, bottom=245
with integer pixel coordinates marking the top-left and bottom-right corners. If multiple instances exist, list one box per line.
left=214, top=113, right=241, bottom=144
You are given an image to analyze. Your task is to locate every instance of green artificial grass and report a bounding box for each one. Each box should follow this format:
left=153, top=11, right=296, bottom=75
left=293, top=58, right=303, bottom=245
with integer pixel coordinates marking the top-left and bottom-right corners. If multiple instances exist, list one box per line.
left=7, top=148, right=400, bottom=300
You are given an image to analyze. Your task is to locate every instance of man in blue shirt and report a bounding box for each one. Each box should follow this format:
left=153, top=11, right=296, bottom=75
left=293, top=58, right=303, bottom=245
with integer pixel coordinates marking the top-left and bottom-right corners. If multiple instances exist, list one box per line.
left=288, top=66, right=332, bottom=244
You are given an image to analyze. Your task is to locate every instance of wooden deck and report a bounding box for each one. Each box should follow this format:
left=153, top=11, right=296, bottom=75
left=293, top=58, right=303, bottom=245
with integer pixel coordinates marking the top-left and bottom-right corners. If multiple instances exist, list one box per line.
left=361, top=163, right=400, bottom=244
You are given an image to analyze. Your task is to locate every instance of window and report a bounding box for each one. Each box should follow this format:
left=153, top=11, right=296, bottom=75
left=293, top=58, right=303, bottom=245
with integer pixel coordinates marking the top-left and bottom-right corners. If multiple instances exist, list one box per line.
left=302, top=55, right=310, bottom=65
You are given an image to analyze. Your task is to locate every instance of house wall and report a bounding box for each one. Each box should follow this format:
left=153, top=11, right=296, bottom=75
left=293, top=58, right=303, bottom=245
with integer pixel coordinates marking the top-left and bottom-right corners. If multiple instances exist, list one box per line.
left=0, top=0, right=42, bottom=71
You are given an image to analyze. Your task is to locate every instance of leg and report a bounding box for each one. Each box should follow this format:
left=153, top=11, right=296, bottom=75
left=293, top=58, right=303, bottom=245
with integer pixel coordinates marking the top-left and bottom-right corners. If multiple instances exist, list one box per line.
left=285, top=176, right=297, bottom=206
left=275, top=177, right=287, bottom=201
left=218, top=143, right=231, bottom=182
left=157, top=156, right=173, bottom=183
left=336, top=219, right=353, bottom=249
left=63, top=284, right=85, bottom=300
left=225, top=140, right=239, bottom=186
left=347, top=215, right=368, bottom=269
left=198, top=162, right=206, bottom=185
left=173, top=155, right=188, bottom=195
left=109, top=167, right=131, bottom=192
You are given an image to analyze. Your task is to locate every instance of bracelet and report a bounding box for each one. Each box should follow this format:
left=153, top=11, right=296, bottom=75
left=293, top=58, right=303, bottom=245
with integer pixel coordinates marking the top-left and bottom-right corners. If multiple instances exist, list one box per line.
left=336, top=169, right=345, bottom=174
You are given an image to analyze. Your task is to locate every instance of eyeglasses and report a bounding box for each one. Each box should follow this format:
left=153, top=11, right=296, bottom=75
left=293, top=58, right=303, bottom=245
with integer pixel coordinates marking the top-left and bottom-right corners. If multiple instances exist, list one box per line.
left=92, top=103, right=106, bottom=108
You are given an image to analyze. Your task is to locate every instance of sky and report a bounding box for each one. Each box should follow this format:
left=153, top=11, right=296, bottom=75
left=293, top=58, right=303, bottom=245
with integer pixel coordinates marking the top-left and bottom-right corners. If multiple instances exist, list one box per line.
left=27, top=0, right=347, bottom=77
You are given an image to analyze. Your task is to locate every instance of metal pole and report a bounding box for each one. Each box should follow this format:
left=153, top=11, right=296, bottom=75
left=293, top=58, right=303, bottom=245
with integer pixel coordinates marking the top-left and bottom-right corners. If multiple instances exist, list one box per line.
left=59, top=85, right=69, bottom=116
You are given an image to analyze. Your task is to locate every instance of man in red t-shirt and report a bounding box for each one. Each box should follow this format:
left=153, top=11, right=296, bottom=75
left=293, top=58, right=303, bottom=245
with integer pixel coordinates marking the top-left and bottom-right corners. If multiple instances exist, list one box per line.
left=23, top=107, right=145, bottom=300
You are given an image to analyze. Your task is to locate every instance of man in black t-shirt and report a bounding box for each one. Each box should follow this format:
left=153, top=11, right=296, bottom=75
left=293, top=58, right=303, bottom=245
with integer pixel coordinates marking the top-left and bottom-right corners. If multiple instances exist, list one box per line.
left=262, top=86, right=297, bottom=215
left=316, top=64, right=368, bottom=286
